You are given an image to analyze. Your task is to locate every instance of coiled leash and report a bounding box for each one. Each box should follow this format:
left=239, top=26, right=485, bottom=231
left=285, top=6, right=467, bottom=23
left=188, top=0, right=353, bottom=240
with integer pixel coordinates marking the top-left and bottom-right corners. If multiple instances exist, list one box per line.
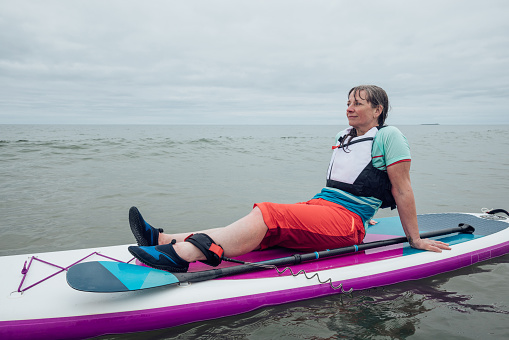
left=222, top=255, right=352, bottom=292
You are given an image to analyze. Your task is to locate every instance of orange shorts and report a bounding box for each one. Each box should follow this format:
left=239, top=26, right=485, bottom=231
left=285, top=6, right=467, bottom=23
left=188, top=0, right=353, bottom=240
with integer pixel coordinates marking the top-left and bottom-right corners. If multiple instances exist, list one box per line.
left=254, top=198, right=365, bottom=252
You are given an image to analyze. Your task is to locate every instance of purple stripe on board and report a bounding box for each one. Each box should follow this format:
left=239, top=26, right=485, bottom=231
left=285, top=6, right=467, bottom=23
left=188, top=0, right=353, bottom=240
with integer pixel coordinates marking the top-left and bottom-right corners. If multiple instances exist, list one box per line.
left=2, top=241, right=508, bottom=340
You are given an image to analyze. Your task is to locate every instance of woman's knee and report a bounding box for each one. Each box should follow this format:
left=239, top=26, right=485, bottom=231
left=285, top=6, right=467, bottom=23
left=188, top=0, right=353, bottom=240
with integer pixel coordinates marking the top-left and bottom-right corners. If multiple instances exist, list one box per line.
left=250, top=206, right=263, bottom=218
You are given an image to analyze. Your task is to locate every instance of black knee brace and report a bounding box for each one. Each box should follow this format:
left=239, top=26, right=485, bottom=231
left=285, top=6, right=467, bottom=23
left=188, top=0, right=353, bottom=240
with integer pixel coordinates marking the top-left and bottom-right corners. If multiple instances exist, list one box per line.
left=185, top=233, right=224, bottom=267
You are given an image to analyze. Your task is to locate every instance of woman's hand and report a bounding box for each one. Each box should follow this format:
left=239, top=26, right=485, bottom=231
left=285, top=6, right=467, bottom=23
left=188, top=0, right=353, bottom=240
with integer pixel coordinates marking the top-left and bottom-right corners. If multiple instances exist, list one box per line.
left=409, top=237, right=451, bottom=253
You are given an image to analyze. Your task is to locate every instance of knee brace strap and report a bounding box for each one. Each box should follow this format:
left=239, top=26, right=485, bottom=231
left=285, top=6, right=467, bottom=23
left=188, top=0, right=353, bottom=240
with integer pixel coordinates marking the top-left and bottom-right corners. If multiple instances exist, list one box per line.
left=185, top=233, right=224, bottom=267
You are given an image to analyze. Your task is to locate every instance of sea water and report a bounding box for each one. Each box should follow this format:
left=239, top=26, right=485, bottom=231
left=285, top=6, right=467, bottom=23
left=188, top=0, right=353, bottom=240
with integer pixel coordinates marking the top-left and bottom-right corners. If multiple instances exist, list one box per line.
left=1, top=124, right=508, bottom=339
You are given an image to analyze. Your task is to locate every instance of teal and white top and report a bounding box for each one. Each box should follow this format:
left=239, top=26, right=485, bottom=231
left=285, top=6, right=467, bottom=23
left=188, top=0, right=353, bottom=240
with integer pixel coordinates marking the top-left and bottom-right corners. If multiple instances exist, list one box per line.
left=313, top=126, right=411, bottom=228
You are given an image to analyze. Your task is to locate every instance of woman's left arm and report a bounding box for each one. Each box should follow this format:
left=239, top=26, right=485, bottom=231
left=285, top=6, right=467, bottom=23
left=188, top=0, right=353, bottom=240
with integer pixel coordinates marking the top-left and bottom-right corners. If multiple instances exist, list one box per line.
left=387, top=161, right=451, bottom=253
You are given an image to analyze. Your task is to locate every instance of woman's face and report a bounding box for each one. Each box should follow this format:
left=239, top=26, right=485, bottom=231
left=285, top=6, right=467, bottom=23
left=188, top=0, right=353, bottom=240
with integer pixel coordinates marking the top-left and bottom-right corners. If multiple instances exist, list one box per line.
left=346, top=90, right=381, bottom=135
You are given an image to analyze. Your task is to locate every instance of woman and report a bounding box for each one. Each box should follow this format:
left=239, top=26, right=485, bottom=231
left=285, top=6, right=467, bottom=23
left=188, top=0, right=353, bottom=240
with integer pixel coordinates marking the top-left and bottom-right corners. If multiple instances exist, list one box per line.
left=128, top=85, right=450, bottom=272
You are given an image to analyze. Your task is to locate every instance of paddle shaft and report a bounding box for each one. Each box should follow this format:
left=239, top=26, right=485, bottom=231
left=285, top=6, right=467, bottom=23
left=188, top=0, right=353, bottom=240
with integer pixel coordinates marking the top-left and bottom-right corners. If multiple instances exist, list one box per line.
left=174, top=223, right=475, bottom=283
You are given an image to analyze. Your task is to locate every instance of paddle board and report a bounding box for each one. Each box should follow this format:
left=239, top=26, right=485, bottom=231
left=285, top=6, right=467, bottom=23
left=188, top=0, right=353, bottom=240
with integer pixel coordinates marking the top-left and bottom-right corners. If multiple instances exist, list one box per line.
left=1, top=211, right=508, bottom=339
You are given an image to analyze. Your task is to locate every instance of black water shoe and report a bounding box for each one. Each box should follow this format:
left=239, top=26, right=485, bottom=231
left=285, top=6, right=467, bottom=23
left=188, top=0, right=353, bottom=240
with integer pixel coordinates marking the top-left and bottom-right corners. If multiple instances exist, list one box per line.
left=128, top=240, right=189, bottom=272
left=129, top=206, right=163, bottom=246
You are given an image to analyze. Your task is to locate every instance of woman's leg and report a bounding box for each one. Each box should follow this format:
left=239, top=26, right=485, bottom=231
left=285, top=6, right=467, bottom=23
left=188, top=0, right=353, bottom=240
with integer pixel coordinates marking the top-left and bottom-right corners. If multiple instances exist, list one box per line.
left=164, top=207, right=268, bottom=262
left=158, top=228, right=222, bottom=244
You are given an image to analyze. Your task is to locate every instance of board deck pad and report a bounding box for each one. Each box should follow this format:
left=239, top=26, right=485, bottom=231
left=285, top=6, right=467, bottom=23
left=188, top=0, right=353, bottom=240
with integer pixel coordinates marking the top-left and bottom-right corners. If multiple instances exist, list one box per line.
left=182, top=213, right=504, bottom=278
left=67, top=213, right=507, bottom=292
left=414, top=213, right=507, bottom=235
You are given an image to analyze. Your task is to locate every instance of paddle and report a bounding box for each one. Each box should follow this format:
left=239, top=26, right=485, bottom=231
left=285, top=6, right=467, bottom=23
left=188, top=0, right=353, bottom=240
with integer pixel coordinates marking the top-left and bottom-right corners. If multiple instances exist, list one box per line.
left=67, top=223, right=474, bottom=293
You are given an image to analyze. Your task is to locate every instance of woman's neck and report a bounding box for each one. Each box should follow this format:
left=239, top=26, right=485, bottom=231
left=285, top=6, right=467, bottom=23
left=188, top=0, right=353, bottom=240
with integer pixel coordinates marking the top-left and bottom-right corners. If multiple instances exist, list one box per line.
left=353, top=125, right=376, bottom=137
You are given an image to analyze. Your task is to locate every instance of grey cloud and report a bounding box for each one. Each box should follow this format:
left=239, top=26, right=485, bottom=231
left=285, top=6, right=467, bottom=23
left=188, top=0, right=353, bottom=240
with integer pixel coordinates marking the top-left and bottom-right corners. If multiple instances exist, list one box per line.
left=1, top=0, right=508, bottom=125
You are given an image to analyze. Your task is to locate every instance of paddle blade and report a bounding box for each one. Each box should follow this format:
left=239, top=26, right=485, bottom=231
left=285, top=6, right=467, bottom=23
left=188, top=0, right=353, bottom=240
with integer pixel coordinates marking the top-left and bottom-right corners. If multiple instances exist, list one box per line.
left=67, top=261, right=180, bottom=292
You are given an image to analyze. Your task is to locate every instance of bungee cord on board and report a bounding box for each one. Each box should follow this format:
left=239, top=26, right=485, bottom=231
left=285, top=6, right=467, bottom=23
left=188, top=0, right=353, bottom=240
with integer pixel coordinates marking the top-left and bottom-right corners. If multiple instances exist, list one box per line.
left=481, top=208, right=509, bottom=220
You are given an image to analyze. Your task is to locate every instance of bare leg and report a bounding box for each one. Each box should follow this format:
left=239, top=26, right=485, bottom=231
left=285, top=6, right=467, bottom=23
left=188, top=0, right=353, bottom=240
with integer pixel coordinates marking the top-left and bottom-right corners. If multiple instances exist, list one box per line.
left=165, top=207, right=268, bottom=262
left=158, top=228, right=223, bottom=244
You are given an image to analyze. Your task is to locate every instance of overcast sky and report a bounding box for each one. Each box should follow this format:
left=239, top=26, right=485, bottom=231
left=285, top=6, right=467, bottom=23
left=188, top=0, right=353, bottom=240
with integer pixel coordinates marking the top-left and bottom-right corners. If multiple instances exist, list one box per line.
left=1, top=0, right=508, bottom=125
